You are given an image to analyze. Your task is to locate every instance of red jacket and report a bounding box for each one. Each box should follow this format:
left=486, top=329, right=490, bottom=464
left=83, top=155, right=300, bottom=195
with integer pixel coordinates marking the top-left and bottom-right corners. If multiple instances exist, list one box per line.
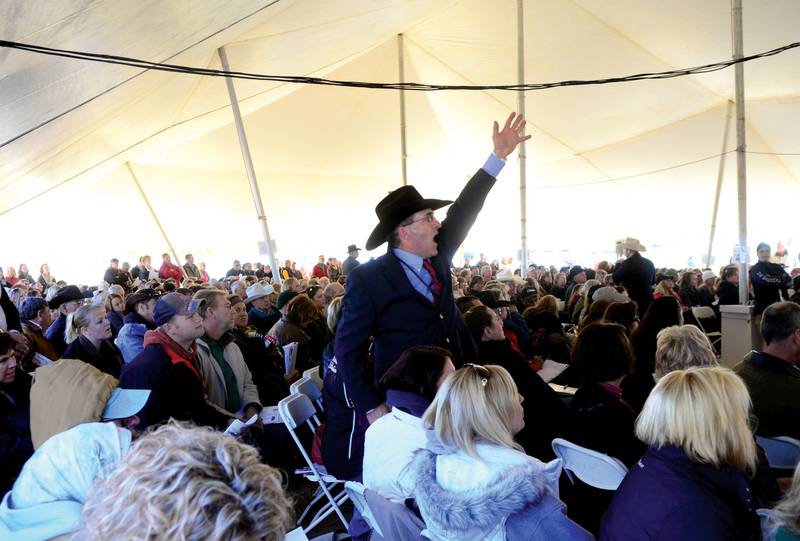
left=159, top=262, right=184, bottom=281
left=311, top=263, right=328, bottom=279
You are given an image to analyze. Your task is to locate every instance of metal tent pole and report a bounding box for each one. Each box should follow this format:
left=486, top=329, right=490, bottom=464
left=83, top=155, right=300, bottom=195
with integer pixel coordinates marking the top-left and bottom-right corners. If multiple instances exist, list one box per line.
left=517, top=0, right=528, bottom=273
left=398, top=33, right=408, bottom=186
left=218, top=45, right=282, bottom=286
left=706, top=101, right=734, bottom=268
left=125, top=162, right=186, bottom=279
left=731, top=0, right=748, bottom=304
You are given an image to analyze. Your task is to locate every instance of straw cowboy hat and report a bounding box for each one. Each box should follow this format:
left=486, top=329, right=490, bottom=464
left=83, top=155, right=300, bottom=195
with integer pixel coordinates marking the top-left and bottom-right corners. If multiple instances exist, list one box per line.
left=620, top=237, right=647, bottom=252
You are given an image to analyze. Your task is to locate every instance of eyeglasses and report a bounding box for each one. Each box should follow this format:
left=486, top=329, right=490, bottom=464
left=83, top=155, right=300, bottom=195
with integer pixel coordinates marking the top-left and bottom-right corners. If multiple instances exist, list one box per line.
left=403, top=212, right=436, bottom=225
left=463, top=363, right=491, bottom=387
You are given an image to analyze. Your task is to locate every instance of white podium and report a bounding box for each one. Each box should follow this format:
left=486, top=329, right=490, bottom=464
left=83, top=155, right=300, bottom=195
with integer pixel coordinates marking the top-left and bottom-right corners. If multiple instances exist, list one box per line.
left=719, top=304, right=759, bottom=368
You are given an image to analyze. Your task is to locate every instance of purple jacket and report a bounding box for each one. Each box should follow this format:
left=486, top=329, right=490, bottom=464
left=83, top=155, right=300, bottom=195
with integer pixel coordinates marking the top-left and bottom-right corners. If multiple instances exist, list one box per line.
left=601, top=445, right=760, bottom=541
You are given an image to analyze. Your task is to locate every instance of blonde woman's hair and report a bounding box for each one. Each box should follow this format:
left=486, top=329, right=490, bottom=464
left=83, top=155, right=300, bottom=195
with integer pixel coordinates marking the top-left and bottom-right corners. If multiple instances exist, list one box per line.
left=79, top=422, right=294, bottom=541
left=64, top=305, right=103, bottom=344
left=636, top=367, right=756, bottom=474
left=654, top=325, right=718, bottom=378
left=326, top=296, right=344, bottom=333
left=422, top=364, right=521, bottom=458
left=771, top=462, right=800, bottom=536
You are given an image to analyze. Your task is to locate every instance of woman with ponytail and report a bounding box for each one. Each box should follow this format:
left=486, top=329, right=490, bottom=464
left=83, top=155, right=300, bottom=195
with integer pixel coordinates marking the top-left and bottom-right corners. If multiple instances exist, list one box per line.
left=62, top=305, right=124, bottom=377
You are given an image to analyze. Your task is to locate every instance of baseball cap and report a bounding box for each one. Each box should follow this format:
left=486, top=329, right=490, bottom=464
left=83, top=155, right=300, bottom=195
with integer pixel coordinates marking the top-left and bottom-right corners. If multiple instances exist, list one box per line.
left=153, top=292, right=204, bottom=327
left=101, top=388, right=151, bottom=420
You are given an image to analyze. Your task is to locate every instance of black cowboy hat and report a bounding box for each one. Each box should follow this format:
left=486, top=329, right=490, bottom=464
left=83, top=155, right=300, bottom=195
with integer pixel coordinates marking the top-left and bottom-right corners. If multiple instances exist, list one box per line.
left=48, top=285, right=84, bottom=309
left=124, top=288, right=160, bottom=312
left=346, top=244, right=362, bottom=253
left=365, top=186, right=453, bottom=250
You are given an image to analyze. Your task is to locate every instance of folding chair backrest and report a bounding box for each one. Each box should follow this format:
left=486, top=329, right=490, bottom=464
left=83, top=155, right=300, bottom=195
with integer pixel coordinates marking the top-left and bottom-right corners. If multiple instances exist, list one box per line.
left=756, top=435, right=800, bottom=470
left=303, top=366, right=324, bottom=390
left=345, top=481, right=384, bottom=537
left=279, top=392, right=319, bottom=431
left=691, top=306, right=717, bottom=321
left=293, top=376, right=323, bottom=403
left=552, top=438, right=628, bottom=490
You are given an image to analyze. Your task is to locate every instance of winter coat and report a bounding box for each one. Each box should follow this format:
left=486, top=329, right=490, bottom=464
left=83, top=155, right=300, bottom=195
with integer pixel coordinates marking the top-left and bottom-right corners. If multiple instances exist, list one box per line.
left=750, top=260, right=791, bottom=315
left=44, top=313, right=67, bottom=357
left=474, top=339, right=568, bottom=461
left=119, top=329, right=232, bottom=429
left=601, top=445, right=760, bottom=541
left=107, top=310, right=124, bottom=338
left=612, top=252, right=655, bottom=316
left=183, top=262, right=200, bottom=279
left=717, top=280, right=742, bottom=306
left=734, top=351, right=800, bottom=439
left=0, top=367, right=33, bottom=494
left=62, top=336, right=123, bottom=379
left=20, top=321, right=58, bottom=365
left=363, top=390, right=431, bottom=502
left=29, top=358, right=115, bottom=449
left=342, top=255, right=360, bottom=276
left=231, top=328, right=289, bottom=406
left=158, top=262, right=184, bottom=282
left=115, top=311, right=155, bottom=363
left=247, top=306, right=280, bottom=336
left=268, top=316, right=313, bottom=372
left=409, top=443, right=592, bottom=541
left=103, top=267, right=129, bottom=287
left=0, top=286, right=21, bottom=332
left=195, top=334, right=261, bottom=417
left=568, top=382, right=645, bottom=468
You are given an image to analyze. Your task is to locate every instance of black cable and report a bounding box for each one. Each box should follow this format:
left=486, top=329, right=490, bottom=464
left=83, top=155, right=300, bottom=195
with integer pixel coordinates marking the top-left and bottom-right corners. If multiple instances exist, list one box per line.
left=0, top=0, right=282, bottom=150
left=0, top=39, right=798, bottom=92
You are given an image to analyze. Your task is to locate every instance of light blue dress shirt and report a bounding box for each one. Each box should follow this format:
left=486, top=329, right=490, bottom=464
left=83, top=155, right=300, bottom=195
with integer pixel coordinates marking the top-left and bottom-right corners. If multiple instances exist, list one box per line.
left=392, top=153, right=505, bottom=300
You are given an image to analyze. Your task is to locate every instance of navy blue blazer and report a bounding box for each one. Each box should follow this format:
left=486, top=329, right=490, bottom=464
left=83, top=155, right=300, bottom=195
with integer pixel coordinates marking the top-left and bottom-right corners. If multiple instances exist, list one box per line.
left=334, top=168, right=496, bottom=412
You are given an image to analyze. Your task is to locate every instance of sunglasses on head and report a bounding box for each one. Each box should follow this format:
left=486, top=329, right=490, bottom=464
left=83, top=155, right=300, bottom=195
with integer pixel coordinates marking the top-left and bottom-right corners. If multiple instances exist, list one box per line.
left=463, top=363, right=491, bottom=387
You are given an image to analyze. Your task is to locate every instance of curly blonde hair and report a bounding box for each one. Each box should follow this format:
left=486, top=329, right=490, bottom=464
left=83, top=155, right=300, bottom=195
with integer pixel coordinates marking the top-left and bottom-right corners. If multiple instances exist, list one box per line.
left=79, top=422, right=294, bottom=540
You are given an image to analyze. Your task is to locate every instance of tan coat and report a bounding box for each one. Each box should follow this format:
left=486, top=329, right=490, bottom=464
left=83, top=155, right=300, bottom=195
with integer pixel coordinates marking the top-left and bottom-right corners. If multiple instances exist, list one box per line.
left=29, top=359, right=116, bottom=449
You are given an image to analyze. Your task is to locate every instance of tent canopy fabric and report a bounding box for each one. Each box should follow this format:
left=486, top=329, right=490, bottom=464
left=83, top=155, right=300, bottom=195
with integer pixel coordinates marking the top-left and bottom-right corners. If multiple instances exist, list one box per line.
left=2, top=0, right=799, bottom=283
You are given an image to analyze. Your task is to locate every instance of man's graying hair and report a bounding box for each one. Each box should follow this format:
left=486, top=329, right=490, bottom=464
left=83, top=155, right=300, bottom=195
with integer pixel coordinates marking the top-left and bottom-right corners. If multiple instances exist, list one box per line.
left=761, top=302, right=800, bottom=345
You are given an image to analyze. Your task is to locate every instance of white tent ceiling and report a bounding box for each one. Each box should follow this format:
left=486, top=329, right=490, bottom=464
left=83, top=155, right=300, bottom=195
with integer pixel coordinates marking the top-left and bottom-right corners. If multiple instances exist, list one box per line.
left=1, top=0, right=799, bottom=283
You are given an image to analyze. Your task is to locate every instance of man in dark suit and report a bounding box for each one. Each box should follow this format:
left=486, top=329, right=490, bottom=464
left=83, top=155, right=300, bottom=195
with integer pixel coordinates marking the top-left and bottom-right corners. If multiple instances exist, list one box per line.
left=334, top=113, right=530, bottom=423
left=612, top=237, right=655, bottom=316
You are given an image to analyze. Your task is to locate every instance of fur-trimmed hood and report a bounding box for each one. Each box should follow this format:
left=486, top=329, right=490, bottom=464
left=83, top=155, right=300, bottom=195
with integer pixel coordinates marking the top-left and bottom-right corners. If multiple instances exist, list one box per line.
left=410, top=447, right=558, bottom=540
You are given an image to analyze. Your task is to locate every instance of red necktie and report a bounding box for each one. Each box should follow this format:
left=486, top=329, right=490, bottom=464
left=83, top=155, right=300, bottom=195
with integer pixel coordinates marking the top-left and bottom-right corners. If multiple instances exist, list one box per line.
left=422, top=259, right=442, bottom=304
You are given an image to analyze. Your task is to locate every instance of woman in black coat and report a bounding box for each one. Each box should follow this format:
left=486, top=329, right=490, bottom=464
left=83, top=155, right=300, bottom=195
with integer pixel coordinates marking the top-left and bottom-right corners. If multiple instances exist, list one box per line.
left=464, top=304, right=568, bottom=461
left=61, top=305, right=124, bottom=378
left=0, top=331, right=33, bottom=494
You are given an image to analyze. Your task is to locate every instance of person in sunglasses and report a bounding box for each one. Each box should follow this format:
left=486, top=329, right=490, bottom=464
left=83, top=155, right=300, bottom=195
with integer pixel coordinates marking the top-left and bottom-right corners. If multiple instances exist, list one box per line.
left=409, top=364, right=591, bottom=541
left=335, top=113, right=531, bottom=426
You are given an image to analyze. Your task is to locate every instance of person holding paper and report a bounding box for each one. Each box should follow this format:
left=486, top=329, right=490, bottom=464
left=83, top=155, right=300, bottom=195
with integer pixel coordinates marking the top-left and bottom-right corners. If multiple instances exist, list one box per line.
left=267, top=294, right=318, bottom=372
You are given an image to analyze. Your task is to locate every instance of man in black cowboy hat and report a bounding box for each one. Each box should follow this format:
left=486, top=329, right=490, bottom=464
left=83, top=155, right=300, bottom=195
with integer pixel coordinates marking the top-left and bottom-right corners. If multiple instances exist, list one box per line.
left=334, top=112, right=530, bottom=423
left=341, top=244, right=362, bottom=277
left=44, top=285, right=85, bottom=356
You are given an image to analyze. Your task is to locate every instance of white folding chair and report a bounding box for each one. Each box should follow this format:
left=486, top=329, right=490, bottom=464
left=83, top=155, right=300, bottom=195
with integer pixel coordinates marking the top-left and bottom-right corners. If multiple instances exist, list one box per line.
left=290, top=376, right=325, bottom=412
left=551, top=438, right=628, bottom=490
left=303, top=366, right=324, bottom=391
left=278, top=393, right=349, bottom=532
left=756, top=435, right=800, bottom=470
left=344, top=481, right=384, bottom=538
left=691, top=306, right=722, bottom=349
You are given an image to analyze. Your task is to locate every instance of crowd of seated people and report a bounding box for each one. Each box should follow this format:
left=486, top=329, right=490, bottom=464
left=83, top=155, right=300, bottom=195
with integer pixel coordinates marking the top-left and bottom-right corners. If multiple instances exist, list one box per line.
left=1, top=249, right=800, bottom=540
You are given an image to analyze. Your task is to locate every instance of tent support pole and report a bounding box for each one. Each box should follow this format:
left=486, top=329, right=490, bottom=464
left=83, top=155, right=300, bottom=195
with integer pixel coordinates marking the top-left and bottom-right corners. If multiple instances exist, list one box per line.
left=398, top=34, right=408, bottom=186
left=125, top=162, right=186, bottom=279
left=516, top=0, right=528, bottom=273
left=706, top=101, right=734, bottom=268
left=218, top=45, right=282, bottom=286
left=731, top=0, right=748, bottom=304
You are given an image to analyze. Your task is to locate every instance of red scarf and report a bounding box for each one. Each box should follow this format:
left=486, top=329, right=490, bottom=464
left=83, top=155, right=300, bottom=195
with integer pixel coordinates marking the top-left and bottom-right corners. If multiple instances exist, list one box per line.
left=143, top=329, right=202, bottom=382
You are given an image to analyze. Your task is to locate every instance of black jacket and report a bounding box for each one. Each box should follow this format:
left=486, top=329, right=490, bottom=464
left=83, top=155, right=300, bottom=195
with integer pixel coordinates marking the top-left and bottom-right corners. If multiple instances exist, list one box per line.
left=612, top=252, right=655, bottom=316
left=119, top=341, right=231, bottom=429
left=750, top=260, right=791, bottom=315
left=335, top=168, right=494, bottom=412
left=62, top=336, right=124, bottom=378
left=0, top=286, right=21, bottom=332
left=475, top=339, right=567, bottom=460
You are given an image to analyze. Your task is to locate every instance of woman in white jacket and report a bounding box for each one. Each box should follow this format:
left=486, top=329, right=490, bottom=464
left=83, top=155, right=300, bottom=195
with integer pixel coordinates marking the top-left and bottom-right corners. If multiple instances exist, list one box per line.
left=409, top=364, right=593, bottom=541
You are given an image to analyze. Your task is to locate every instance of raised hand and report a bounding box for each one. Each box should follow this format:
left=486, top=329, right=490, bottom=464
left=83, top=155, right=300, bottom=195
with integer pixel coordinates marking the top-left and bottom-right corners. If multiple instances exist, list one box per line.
left=492, top=112, right=531, bottom=159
